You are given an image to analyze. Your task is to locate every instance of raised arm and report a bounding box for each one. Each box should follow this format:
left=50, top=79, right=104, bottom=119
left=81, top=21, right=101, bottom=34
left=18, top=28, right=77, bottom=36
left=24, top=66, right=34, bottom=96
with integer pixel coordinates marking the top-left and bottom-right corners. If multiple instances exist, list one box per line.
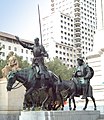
left=15, top=36, right=33, bottom=50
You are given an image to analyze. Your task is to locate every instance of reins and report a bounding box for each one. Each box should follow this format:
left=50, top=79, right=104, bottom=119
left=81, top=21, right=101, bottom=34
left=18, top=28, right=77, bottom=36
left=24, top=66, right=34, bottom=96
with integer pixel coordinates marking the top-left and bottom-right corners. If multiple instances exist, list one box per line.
left=11, top=80, right=27, bottom=89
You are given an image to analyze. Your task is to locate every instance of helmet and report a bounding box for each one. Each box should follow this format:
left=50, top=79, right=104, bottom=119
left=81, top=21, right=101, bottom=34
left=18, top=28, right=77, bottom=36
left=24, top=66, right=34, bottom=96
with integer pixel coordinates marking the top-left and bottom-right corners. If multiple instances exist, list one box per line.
left=34, top=38, right=39, bottom=42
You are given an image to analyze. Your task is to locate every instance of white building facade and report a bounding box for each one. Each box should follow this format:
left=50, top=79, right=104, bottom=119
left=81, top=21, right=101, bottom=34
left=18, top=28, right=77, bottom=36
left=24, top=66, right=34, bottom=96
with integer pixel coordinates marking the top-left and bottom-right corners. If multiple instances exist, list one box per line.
left=42, top=12, right=78, bottom=68
left=96, top=0, right=104, bottom=30
left=0, top=32, right=33, bottom=64
left=43, top=0, right=97, bottom=59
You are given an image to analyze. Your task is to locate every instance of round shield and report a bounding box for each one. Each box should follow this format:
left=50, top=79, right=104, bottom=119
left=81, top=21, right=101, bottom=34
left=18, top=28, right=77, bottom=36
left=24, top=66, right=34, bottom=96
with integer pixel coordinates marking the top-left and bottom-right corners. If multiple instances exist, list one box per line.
left=89, top=67, right=94, bottom=79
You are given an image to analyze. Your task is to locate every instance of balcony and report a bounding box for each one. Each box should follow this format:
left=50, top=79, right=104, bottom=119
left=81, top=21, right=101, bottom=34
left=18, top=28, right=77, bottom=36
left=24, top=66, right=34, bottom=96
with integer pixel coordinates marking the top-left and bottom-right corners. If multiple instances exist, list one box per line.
left=74, top=22, right=80, bottom=26
left=74, top=31, right=81, bottom=36
left=74, top=25, right=81, bottom=29
left=74, top=41, right=81, bottom=45
left=74, top=12, right=80, bottom=16
left=74, top=27, right=81, bottom=31
left=74, top=0, right=80, bottom=2
left=74, top=3, right=80, bottom=8
left=74, top=36, right=81, bottom=40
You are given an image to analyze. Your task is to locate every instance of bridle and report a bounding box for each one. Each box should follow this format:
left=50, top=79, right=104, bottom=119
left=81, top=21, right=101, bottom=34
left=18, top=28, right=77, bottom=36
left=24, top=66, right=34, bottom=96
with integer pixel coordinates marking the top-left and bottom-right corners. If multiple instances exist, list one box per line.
left=10, top=80, right=27, bottom=90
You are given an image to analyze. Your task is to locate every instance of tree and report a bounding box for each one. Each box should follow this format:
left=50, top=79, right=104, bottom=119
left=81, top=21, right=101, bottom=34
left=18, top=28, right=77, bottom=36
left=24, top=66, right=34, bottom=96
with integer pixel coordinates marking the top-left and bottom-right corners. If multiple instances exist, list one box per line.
left=0, top=59, right=6, bottom=78
left=46, top=58, right=75, bottom=80
left=14, top=54, right=30, bottom=68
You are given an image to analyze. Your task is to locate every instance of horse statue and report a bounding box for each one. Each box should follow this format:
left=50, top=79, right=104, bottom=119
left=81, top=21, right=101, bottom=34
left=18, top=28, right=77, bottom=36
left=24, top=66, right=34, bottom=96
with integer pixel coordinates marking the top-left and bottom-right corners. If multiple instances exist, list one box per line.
left=57, top=77, right=97, bottom=111
left=6, top=67, right=64, bottom=110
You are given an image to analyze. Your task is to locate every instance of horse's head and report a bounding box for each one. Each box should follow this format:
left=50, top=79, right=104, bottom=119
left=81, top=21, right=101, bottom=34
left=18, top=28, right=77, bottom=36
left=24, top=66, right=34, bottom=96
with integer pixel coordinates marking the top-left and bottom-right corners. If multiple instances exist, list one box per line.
left=6, top=71, right=16, bottom=91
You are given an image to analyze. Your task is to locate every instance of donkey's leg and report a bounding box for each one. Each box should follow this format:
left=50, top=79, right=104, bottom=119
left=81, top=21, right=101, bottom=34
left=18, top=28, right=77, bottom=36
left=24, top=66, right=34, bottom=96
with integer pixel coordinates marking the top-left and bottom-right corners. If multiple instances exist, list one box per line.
left=72, top=97, right=76, bottom=110
left=69, top=98, right=72, bottom=110
left=83, top=97, right=89, bottom=110
left=91, top=96, right=97, bottom=110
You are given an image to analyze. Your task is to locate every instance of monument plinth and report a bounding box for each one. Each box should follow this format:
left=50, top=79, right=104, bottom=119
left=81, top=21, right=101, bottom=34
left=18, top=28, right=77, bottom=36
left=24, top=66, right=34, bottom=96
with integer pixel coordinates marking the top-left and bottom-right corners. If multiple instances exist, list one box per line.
left=19, top=110, right=100, bottom=120
left=0, top=79, right=25, bottom=112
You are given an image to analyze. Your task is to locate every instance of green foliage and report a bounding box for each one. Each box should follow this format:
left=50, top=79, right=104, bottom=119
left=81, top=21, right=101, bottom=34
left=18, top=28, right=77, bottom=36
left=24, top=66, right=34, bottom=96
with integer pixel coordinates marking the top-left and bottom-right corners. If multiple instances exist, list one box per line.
left=46, top=58, right=75, bottom=80
left=0, top=59, right=6, bottom=78
left=14, top=54, right=30, bottom=68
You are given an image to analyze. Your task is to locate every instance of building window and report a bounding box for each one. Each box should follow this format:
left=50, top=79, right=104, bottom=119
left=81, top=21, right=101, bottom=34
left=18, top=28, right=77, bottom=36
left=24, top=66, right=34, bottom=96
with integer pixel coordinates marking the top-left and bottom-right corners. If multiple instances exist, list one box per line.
left=14, top=47, right=17, bottom=51
left=8, top=46, right=11, bottom=50
left=2, top=45, right=5, bottom=49
left=26, top=57, right=28, bottom=61
left=21, top=49, right=23, bottom=53
left=60, top=51, right=62, bottom=54
left=63, top=52, right=65, bottom=55
left=2, top=52, right=5, bottom=56
left=26, top=50, right=28, bottom=54
left=60, top=57, right=62, bottom=60
left=63, top=47, right=65, bottom=50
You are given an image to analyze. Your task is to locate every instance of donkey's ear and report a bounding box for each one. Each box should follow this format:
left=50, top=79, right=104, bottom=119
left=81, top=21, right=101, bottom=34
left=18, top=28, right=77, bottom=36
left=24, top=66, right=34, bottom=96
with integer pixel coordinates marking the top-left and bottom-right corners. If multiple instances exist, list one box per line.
left=59, top=75, right=62, bottom=82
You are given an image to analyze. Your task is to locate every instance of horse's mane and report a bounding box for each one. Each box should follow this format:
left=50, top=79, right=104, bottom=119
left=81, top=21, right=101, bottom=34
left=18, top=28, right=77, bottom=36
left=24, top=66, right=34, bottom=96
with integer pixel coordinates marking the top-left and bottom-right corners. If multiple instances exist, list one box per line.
left=17, top=67, right=33, bottom=79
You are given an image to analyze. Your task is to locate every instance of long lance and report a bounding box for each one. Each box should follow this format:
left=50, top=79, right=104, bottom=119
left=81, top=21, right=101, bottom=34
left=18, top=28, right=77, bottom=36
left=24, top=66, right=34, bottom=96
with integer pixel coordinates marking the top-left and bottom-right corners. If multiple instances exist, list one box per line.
left=38, top=4, right=42, bottom=45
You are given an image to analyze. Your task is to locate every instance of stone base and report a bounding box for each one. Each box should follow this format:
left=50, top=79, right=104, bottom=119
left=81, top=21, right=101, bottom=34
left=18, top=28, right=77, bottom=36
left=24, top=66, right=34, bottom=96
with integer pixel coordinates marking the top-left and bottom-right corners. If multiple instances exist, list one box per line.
left=19, top=110, right=100, bottom=120
left=0, top=111, right=20, bottom=120
left=0, top=80, right=25, bottom=111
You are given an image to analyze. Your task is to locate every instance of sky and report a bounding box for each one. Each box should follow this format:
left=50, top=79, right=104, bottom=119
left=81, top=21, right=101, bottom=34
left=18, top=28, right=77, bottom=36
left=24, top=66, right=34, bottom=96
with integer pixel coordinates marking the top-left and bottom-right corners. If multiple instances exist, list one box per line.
left=0, top=0, right=50, bottom=41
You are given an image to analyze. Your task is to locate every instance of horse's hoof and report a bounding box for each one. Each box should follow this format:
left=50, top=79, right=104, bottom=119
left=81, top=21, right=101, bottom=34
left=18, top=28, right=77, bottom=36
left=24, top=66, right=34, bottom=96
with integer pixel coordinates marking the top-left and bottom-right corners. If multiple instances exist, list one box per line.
left=31, top=108, right=35, bottom=111
left=73, top=108, right=76, bottom=111
left=69, top=107, right=72, bottom=110
left=40, top=107, right=44, bottom=111
left=23, top=107, right=26, bottom=111
left=94, top=108, right=97, bottom=110
left=61, top=108, right=64, bottom=111
left=83, top=108, right=86, bottom=110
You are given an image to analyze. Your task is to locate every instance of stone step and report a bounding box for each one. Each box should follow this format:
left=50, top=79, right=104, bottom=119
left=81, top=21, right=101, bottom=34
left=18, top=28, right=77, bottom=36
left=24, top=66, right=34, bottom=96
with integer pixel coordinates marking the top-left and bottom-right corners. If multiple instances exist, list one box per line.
left=100, top=114, right=104, bottom=119
left=19, top=110, right=100, bottom=120
left=97, top=119, right=104, bottom=120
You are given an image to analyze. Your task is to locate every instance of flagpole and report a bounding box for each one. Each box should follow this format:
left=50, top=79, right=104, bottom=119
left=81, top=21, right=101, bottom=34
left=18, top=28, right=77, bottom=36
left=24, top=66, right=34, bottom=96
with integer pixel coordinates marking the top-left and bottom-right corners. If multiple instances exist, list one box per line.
left=38, top=4, right=42, bottom=45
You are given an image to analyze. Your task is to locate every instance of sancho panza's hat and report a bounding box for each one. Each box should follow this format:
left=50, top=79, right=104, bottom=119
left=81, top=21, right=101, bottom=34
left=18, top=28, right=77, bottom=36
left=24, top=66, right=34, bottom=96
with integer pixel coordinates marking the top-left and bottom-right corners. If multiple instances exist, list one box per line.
left=77, top=57, right=84, bottom=62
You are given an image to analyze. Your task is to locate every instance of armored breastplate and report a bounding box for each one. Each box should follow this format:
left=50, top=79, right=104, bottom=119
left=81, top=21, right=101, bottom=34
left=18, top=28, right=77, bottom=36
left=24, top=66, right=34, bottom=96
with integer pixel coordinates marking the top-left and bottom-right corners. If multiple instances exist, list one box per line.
left=33, top=46, right=41, bottom=57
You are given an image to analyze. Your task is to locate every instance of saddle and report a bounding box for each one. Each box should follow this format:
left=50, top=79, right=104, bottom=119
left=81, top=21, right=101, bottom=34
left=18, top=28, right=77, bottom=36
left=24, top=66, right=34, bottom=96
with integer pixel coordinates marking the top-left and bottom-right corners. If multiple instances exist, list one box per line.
left=72, top=77, right=82, bottom=96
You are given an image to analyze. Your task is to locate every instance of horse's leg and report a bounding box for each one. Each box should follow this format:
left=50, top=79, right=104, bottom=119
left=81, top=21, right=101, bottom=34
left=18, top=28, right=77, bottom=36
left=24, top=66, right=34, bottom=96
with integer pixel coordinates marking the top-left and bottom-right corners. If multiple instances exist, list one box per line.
left=72, top=97, right=76, bottom=110
left=58, top=93, right=64, bottom=110
left=83, top=97, right=89, bottom=110
left=41, top=93, right=50, bottom=110
left=30, top=93, right=36, bottom=111
left=91, top=96, right=97, bottom=110
left=23, top=97, right=27, bottom=110
left=24, top=87, right=35, bottom=110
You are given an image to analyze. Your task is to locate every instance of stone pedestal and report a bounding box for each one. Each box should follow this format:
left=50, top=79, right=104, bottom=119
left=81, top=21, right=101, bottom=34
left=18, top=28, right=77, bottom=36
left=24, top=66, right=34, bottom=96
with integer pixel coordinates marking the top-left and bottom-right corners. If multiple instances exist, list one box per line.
left=0, top=111, right=20, bottom=120
left=0, top=79, right=25, bottom=111
left=19, top=111, right=100, bottom=120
